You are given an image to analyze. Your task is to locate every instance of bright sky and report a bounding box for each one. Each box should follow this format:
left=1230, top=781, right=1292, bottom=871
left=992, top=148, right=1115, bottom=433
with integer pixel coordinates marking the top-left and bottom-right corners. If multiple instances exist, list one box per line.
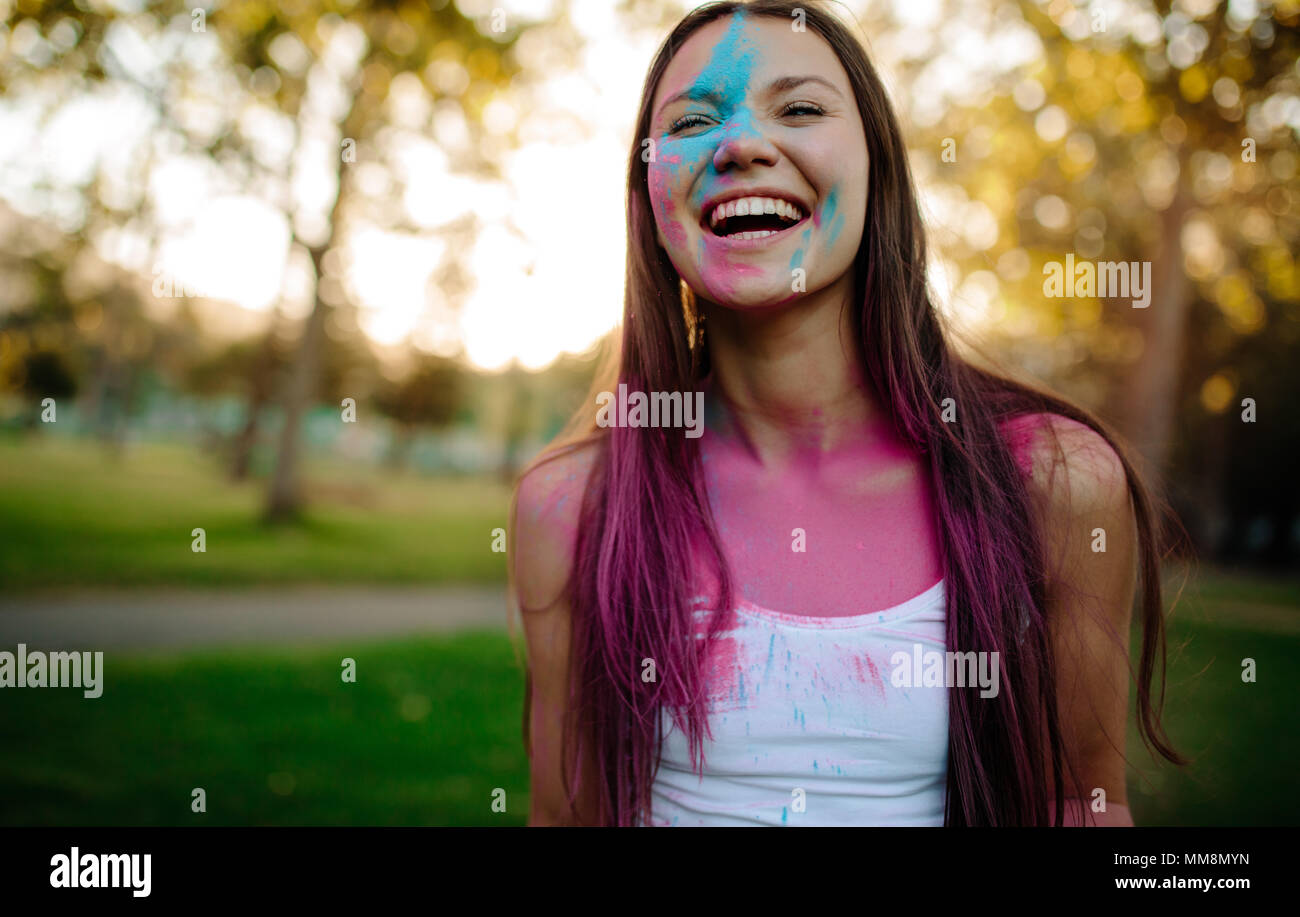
left=0, top=0, right=1047, bottom=372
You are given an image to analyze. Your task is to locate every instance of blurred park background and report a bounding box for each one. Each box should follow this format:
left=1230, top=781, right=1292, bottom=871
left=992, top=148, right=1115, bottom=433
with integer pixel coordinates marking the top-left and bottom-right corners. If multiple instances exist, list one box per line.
left=0, top=0, right=1297, bottom=825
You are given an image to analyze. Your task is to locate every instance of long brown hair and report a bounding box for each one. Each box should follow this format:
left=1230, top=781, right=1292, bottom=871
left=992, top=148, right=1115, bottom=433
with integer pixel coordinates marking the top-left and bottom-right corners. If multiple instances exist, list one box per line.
left=518, top=0, right=1184, bottom=826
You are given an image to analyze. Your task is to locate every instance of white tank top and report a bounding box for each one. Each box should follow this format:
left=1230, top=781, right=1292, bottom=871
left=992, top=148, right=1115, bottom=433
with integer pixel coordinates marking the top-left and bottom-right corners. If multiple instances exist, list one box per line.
left=644, top=578, right=948, bottom=826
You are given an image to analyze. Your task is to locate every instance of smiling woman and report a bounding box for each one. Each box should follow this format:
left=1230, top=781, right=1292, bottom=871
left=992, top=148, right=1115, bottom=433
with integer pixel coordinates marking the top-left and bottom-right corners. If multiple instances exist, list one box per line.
left=510, top=0, right=1185, bottom=827
left=647, top=14, right=865, bottom=309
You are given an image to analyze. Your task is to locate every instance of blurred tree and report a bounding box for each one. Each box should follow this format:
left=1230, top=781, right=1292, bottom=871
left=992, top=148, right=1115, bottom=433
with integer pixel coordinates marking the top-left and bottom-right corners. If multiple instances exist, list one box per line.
left=372, top=353, right=464, bottom=470
left=198, top=1, right=521, bottom=520
left=910, top=0, right=1299, bottom=557
left=17, top=349, right=78, bottom=430
left=2, top=0, right=523, bottom=518
left=184, top=329, right=291, bottom=478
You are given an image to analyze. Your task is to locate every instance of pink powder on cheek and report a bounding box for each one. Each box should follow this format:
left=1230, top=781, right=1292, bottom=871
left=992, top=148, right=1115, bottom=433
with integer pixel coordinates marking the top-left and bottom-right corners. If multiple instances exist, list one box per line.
left=648, top=157, right=690, bottom=251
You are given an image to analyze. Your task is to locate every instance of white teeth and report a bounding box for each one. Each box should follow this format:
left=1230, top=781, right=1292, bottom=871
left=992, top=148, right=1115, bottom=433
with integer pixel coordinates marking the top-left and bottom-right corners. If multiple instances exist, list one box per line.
left=708, top=195, right=806, bottom=234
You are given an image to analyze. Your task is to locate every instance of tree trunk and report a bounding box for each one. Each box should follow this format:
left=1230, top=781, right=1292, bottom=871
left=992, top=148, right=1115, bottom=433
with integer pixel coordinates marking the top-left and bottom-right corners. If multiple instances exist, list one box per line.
left=230, top=324, right=280, bottom=481
left=387, top=423, right=414, bottom=471
left=264, top=96, right=364, bottom=523
left=265, top=252, right=329, bottom=522
left=1120, top=161, right=1192, bottom=497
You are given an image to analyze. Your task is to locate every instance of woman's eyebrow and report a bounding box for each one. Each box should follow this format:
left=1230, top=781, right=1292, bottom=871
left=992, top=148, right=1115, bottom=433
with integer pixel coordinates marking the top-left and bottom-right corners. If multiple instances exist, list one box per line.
left=656, top=86, right=727, bottom=120
left=655, top=74, right=842, bottom=120
left=766, top=75, right=843, bottom=97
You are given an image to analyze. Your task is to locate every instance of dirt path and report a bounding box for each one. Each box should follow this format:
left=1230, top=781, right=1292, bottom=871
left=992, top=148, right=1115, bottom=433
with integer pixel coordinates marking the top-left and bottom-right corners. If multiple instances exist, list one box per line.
left=0, top=585, right=513, bottom=652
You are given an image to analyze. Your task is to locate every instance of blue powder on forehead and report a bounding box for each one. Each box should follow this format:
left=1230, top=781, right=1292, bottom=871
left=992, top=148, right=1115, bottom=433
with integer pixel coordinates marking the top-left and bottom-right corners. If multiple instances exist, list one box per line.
left=688, top=10, right=758, bottom=111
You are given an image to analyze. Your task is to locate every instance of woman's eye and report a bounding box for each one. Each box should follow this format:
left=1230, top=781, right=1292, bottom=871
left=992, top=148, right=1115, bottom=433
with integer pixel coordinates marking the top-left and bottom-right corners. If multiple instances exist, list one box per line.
left=668, top=113, right=712, bottom=133
left=782, top=102, right=825, bottom=117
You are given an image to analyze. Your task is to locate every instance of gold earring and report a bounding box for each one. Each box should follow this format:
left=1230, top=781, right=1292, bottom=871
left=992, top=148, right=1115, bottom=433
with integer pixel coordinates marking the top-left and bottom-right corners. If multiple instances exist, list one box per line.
left=680, top=278, right=704, bottom=350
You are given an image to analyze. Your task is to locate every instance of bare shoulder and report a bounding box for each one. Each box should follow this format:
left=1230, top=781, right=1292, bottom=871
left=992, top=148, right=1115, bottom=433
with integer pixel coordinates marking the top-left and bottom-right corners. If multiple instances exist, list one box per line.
left=1000, top=412, right=1131, bottom=518
left=512, top=438, right=601, bottom=614
left=1004, top=411, right=1138, bottom=635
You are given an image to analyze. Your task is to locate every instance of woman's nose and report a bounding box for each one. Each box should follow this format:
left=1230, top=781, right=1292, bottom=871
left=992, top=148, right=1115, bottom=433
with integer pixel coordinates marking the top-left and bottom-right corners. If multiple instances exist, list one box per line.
left=711, top=114, right=780, bottom=172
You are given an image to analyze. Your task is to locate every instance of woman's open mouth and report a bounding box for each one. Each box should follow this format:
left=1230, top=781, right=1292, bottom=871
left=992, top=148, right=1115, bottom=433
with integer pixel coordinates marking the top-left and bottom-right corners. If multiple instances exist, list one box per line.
left=705, top=195, right=807, bottom=241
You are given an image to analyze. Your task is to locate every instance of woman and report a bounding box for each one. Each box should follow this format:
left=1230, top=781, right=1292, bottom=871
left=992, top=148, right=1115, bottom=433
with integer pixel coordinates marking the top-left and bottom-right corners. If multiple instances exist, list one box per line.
left=510, top=0, right=1183, bottom=826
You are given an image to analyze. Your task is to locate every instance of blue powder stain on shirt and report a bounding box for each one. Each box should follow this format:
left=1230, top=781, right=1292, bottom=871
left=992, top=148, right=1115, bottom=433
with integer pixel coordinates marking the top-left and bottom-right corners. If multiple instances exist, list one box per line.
left=738, top=672, right=746, bottom=702
left=765, top=633, right=775, bottom=675
left=813, top=760, right=819, bottom=772
left=781, top=807, right=788, bottom=824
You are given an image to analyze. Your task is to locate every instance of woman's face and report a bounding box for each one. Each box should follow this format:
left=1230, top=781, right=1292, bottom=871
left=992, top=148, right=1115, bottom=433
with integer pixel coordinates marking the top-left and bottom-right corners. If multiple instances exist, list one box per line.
left=647, top=12, right=869, bottom=310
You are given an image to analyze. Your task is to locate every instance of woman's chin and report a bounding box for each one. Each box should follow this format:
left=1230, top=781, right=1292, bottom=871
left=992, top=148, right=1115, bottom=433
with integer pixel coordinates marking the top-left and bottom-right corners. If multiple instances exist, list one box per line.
left=705, top=282, right=804, bottom=311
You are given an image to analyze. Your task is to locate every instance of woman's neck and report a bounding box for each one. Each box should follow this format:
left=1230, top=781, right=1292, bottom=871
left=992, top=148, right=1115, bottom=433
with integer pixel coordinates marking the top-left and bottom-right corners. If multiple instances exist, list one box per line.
left=701, top=277, right=886, bottom=465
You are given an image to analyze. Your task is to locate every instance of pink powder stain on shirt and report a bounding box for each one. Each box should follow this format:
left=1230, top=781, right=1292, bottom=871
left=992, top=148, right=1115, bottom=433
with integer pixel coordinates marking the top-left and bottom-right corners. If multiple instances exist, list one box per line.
left=702, top=627, right=749, bottom=713
left=849, top=654, right=887, bottom=700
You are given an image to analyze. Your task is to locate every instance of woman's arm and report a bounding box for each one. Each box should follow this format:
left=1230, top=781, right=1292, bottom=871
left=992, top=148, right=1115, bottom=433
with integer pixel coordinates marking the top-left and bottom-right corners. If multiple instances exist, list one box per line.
left=1021, top=414, right=1140, bottom=826
left=512, top=446, right=603, bottom=826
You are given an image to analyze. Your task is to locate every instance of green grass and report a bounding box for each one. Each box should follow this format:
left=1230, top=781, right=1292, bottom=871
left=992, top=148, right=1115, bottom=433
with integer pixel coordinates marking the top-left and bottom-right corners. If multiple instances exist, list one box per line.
left=0, top=632, right=530, bottom=825
left=1126, top=569, right=1300, bottom=826
left=0, top=435, right=512, bottom=589
left=0, top=583, right=1295, bottom=826
left=0, top=435, right=1295, bottom=825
